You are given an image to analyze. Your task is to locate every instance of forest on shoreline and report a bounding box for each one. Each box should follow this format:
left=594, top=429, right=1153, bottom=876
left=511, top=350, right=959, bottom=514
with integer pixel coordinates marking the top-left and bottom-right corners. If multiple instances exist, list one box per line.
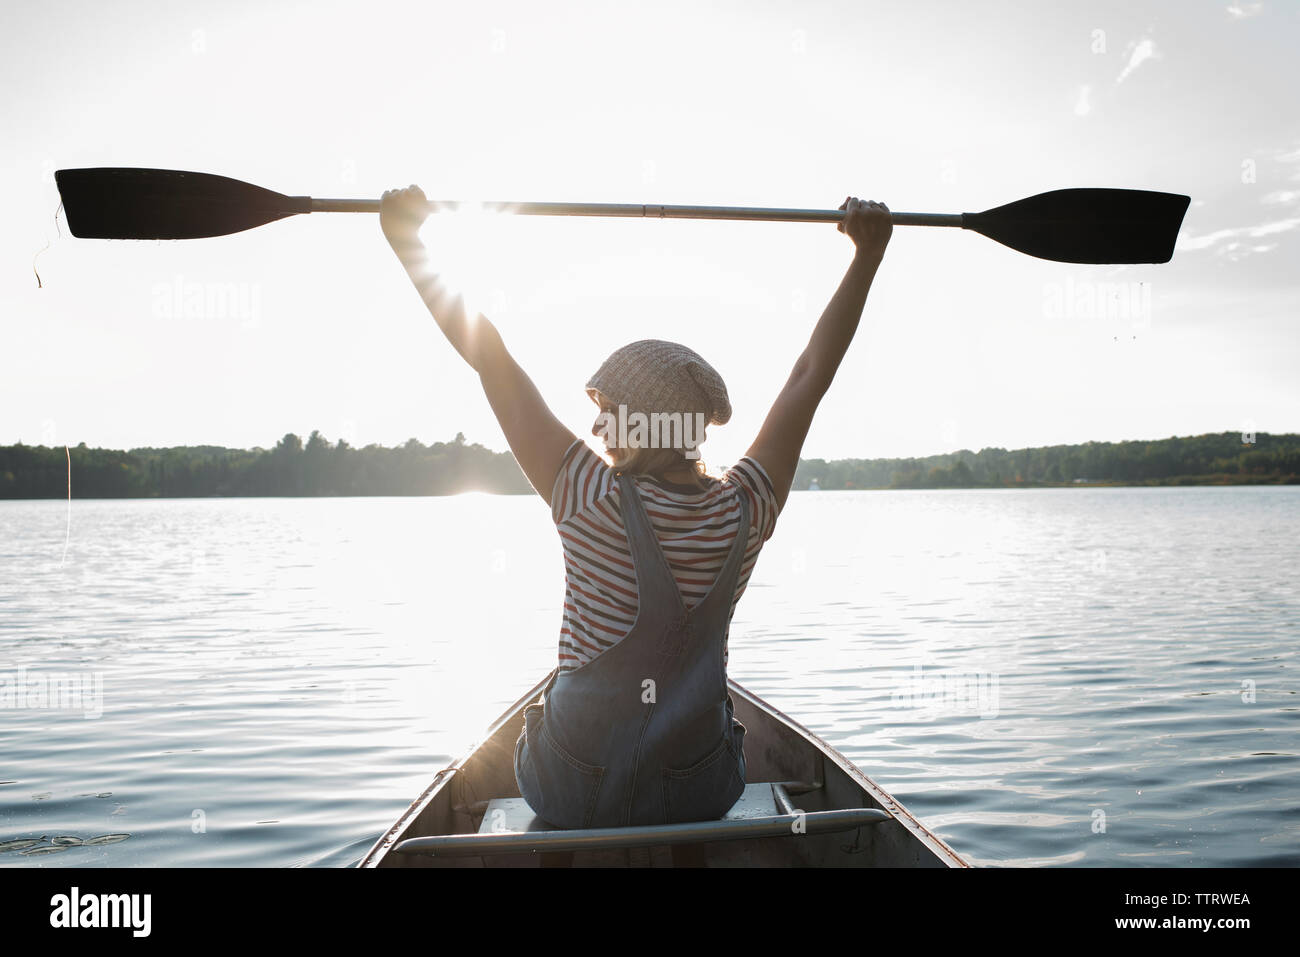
left=793, top=431, right=1300, bottom=490
left=1, top=430, right=1297, bottom=498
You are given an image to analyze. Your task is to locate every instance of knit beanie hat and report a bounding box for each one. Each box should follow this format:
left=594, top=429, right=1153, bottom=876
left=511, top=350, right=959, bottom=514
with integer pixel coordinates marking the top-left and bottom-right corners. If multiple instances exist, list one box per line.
left=586, top=339, right=731, bottom=426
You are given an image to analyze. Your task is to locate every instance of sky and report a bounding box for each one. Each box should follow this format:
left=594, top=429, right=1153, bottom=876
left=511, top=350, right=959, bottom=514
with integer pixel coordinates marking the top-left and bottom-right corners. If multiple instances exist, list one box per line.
left=3, top=0, right=1297, bottom=466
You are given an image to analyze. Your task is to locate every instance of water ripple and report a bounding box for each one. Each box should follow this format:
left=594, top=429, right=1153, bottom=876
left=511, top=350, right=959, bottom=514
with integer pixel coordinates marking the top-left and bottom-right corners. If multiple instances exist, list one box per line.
left=3, top=487, right=1298, bottom=867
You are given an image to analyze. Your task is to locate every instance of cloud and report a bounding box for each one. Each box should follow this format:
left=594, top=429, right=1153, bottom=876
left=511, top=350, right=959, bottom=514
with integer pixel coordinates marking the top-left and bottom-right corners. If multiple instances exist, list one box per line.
left=1178, top=172, right=1300, bottom=257
left=1248, top=217, right=1300, bottom=237
left=1074, top=85, right=1092, bottom=116
left=1278, top=147, right=1300, bottom=180
left=1178, top=216, right=1300, bottom=255
left=1115, top=38, right=1157, bottom=85
left=1226, top=3, right=1263, bottom=18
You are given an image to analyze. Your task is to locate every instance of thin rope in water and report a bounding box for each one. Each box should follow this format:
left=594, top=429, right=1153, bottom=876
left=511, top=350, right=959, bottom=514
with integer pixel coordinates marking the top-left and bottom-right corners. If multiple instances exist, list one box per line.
left=34, top=200, right=63, bottom=289
left=60, top=445, right=71, bottom=566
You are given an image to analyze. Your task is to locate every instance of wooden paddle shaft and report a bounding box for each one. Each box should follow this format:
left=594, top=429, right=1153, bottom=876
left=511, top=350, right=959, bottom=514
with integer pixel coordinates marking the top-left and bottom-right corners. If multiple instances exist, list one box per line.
left=308, top=197, right=963, bottom=227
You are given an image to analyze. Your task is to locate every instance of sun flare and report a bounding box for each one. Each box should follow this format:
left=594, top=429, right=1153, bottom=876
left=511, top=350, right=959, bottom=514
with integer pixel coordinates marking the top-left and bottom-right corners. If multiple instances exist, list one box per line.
left=418, top=202, right=506, bottom=320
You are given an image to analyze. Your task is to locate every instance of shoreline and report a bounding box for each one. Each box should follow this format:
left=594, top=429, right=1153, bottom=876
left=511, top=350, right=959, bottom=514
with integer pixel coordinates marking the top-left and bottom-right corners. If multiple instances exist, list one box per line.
left=3, top=476, right=1297, bottom=501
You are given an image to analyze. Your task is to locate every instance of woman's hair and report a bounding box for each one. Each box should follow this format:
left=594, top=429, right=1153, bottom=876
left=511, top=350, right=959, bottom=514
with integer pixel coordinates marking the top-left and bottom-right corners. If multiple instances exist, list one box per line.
left=616, top=446, right=717, bottom=490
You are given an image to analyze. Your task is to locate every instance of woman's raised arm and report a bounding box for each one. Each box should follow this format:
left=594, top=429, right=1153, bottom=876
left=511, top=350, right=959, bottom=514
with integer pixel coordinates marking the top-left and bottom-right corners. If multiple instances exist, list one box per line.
left=744, top=197, right=892, bottom=511
left=381, top=186, right=577, bottom=506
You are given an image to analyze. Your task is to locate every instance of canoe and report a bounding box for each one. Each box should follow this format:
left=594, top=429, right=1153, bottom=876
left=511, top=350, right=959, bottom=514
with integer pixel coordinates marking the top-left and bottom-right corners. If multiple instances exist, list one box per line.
left=359, top=672, right=969, bottom=867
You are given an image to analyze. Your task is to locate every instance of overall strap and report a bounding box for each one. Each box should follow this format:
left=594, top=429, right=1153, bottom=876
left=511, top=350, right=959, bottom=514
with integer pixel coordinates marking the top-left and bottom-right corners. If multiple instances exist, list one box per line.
left=694, top=483, right=750, bottom=618
left=615, top=470, right=681, bottom=610
left=615, top=470, right=751, bottom=622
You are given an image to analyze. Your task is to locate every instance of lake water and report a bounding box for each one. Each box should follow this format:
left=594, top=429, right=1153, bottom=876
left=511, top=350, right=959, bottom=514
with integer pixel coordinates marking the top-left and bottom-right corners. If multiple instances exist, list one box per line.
left=2, top=487, right=1297, bottom=867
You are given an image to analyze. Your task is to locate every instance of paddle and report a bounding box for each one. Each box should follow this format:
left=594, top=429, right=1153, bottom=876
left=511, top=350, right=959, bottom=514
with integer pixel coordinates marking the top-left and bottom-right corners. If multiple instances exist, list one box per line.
left=54, top=167, right=1190, bottom=264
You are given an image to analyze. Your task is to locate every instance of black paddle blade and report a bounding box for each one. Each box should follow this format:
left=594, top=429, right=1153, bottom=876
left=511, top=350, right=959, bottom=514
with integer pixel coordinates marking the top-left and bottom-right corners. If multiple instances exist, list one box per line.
left=963, top=188, right=1190, bottom=264
left=55, top=168, right=312, bottom=239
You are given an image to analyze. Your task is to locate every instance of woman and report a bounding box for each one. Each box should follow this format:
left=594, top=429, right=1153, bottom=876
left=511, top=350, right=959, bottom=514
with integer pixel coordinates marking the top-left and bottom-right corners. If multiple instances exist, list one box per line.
left=380, top=188, right=892, bottom=827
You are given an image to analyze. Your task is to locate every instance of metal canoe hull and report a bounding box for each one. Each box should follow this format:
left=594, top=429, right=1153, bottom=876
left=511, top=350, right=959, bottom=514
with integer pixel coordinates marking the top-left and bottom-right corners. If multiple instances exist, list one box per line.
left=359, top=673, right=967, bottom=868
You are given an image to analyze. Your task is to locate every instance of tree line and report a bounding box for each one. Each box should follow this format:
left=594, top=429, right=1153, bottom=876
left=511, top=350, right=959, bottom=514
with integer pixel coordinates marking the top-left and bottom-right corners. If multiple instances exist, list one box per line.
left=793, top=431, right=1300, bottom=490
left=1, top=430, right=1296, bottom=499
left=0, top=432, right=533, bottom=498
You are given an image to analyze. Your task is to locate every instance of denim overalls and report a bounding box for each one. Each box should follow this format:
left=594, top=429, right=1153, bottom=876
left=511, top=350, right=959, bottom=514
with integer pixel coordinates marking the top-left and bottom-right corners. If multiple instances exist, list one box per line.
left=514, top=469, right=751, bottom=828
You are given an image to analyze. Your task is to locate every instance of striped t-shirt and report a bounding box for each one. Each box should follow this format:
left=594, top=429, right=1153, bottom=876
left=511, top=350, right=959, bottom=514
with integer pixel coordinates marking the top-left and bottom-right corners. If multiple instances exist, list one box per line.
left=550, top=438, right=780, bottom=673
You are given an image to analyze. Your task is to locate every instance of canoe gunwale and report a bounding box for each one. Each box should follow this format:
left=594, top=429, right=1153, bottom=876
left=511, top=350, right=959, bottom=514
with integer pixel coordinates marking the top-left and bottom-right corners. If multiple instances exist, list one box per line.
left=358, top=675, right=548, bottom=868
left=725, top=681, right=969, bottom=867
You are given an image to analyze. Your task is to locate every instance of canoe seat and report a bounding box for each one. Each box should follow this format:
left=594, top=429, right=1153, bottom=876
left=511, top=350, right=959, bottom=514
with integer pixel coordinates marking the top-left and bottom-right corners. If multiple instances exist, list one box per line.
left=393, top=782, right=891, bottom=858
left=476, top=782, right=788, bottom=835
